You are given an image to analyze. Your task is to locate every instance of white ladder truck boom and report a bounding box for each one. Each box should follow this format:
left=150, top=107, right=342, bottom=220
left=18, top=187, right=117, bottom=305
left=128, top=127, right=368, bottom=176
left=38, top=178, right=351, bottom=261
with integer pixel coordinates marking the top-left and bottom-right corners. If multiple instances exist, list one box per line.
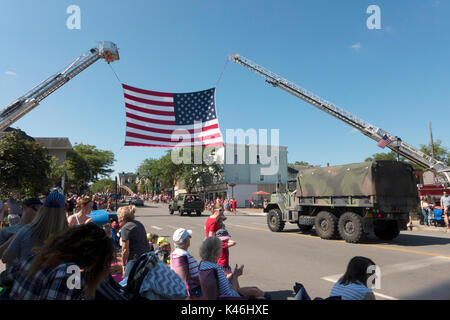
left=229, top=54, right=450, bottom=184
left=0, top=41, right=119, bottom=132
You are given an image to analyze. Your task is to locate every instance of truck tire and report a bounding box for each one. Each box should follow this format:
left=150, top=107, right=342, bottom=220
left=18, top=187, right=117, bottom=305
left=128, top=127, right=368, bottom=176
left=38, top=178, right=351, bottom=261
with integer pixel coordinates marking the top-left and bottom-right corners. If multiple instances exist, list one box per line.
left=169, top=208, right=174, bottom=215
left=267, top=209, right=285, bottom=232
left=196, top=211, right=202, bottom=216
left=314, top=211, right=338, bottom=240
left=180, top=211, right=184, bottom=216
left=187, top=211, right=192, bottom=216
left=338, top=212, right=365, bottom=243
left=297, top=223, right=313, bottom=233
left=374, top=221, right=400, bottom=240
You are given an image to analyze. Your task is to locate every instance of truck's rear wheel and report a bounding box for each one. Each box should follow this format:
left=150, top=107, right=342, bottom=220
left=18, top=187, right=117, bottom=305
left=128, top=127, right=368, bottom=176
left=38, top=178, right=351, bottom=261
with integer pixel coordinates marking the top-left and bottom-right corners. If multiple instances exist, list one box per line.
left=267, top=209, right=285, bottom=232
left=196, top=211, right=202, bottom=216
left=374, top=221, right=400, bottom=240
left=180, top=211, right=184, bottom=216
left=338, top=212, right=365, bottom=243
left=169, top=208, right=174, bottom=215
left=314, top=211, right=338, bottom=240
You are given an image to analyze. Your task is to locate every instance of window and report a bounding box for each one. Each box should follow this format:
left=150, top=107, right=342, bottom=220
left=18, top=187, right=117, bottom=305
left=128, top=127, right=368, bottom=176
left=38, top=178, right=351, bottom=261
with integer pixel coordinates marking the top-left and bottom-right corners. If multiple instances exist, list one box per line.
left=257, top=155, right=261, bottom=164
left=260, top=175, right=264, bottom=181
left=277, top=174, right=281, bottom=181
left=234, top=154, right=238, bottom=164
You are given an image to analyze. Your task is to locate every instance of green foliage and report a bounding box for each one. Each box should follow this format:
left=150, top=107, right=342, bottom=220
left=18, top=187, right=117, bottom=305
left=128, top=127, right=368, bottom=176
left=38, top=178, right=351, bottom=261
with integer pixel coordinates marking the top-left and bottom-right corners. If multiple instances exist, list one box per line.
left=0, top=131, right=52, bottom=198
left=293, top=161, right=310, bottom=166
left=419, top=140, right=449, bottom=166
left=90, top=178, right=115, bottom=194
left=364, top=152, right=399, bottom=162
left=66, top=143, right=115, bottom=193
left=129, top=181, right=138, bottom=193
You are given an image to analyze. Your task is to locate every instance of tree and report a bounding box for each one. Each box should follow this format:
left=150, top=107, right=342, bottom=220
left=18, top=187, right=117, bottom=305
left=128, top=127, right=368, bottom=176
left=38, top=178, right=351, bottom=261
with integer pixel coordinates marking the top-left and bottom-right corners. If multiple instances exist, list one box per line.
left=66, top=143, right=115, bottom=193
left=90, top=179, right=115, bottom=194
left=364, top=151, right=399, bottom=162
left=48, top=156, right=66, bottom=188
left=293, top=161, right=310, bottom=166
left=0, top=131, right=52, bottom=198
left=419, top=140, right=449, bottom=166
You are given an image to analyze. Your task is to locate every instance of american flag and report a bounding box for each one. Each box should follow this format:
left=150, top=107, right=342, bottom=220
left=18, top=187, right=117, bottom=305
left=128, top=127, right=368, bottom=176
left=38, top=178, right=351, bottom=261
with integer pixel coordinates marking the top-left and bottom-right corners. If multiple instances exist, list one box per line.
left=377, top=135, right=392, bottom=149
left=122, top=84, right=224, bottom=147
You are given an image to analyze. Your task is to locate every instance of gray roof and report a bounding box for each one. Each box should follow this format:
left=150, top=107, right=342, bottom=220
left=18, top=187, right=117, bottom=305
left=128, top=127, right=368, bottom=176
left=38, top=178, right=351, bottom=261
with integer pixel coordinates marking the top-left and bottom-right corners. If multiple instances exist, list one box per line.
left=34, top=138, right=73, bottom=150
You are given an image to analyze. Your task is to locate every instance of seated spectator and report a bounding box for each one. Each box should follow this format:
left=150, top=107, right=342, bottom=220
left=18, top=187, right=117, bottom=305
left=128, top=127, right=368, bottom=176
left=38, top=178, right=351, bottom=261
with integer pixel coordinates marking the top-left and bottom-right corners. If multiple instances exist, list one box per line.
left=198, top=237, right=264, bottom=299
left=0, top=223, right=115, bottom=300
left=68, top=197, right=94, bottom=227
left=155, top=239, right=171, bottom=265
left=329, top=256, right=377, bottom=300
left=0, top=198, right=42, bottom=246
left=2, top=191, right=69, bottom=268
left=170, top=228, right=201, bottom=298
left=216, top=229, right=236, bottom=278
left=147, top=233, right=159, bottom=251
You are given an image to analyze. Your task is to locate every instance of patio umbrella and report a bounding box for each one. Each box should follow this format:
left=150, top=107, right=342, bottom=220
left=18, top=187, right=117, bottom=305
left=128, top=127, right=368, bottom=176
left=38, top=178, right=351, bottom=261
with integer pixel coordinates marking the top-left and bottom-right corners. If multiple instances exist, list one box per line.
left=253, top=191, right=270, bottom=195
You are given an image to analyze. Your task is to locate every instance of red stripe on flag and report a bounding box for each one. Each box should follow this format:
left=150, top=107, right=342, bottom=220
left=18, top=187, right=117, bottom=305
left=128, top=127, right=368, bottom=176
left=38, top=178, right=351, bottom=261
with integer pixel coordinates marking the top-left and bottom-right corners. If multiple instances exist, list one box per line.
left=126, top=112, right=176, bottom=125
left=126, top=131, right=222, bottom=143
left=125, top=141, right=224, bottom=147
left=125, top=103, right=175, bottom=117
left=124, top=93, right=174, bottom=107
left=122, top=84, right=173, bottom=98
left=126, top=122, right=219, bottom=135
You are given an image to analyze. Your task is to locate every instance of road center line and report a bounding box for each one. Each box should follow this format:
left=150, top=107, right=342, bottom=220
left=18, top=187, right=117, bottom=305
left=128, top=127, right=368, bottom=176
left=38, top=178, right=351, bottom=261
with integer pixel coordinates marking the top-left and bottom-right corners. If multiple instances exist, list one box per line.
left=151, top=226, right=163, bottom=230
left=233, top=224, right=450, bottom=259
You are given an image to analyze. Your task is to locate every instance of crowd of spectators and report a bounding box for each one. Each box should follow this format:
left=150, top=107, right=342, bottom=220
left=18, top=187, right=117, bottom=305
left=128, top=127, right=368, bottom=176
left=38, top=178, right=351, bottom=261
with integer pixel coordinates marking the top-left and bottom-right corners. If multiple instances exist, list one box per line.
left=0, top=188, right=382, bottom=301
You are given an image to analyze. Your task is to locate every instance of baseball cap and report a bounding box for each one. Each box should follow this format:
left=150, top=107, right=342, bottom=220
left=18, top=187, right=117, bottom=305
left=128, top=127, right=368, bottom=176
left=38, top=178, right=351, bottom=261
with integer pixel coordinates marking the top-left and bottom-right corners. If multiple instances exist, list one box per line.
left=173, top=228, right=192, bottom=244
left=23, top=198, right=43, bottom=207
left=43, top=191, right=65, bottom=208
left=216, top=229, right=231, bottom=241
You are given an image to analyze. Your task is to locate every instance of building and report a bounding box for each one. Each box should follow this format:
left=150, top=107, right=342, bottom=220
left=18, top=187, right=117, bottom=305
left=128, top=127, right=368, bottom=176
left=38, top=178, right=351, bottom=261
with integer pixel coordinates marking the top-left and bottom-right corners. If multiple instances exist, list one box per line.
left=34, top=137, right=73, bottom=191
left=223, top=144, right=288, bottom=207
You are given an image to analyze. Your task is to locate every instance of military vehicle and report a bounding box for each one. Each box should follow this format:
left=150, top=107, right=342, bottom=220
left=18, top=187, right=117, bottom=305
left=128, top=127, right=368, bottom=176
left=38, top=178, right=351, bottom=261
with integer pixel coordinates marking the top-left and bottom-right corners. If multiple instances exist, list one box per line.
left=264, top=161, right=419, bottom=243
left=169, top=194, right=204, bottom=216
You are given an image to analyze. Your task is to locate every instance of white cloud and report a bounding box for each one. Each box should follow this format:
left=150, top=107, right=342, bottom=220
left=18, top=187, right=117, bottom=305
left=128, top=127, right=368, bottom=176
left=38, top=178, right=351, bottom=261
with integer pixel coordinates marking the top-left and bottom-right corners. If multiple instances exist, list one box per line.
left=350, top=43, right=361, bottom=51
left=5, top=71, right=17, bottom=76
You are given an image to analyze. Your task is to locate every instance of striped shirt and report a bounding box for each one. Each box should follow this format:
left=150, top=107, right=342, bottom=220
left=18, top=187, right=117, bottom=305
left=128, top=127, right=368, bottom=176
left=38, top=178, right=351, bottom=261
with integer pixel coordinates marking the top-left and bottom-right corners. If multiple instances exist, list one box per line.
left=171, top=248, right=199, bottom=278
left=330, top=281, right=373, bottom=300
left=199, top=261, right=240, bottom=297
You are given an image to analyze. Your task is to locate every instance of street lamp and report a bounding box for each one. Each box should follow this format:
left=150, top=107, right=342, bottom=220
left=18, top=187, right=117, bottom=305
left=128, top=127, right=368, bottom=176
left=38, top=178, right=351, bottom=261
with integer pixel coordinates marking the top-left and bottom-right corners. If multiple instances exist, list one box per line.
left=229, top=182, right=236, bottom=199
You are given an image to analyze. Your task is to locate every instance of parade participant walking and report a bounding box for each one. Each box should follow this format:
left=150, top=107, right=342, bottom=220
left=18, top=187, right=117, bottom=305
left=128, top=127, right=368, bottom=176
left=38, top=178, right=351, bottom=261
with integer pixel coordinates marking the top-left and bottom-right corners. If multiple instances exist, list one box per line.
left=68, top=197, right=94, bottom=227
left=2, top=191, right=68, bottom=268
left=117, top=205, right=150, bottom=277
left=232, top=198, right=237, bottom=214
left=0, top=223, right=115, bottom=300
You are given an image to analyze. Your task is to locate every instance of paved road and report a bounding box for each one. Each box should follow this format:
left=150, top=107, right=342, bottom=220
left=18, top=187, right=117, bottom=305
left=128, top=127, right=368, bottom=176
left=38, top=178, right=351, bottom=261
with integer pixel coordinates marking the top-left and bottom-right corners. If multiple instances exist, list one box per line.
left=137, top=204, right=450, bottom=300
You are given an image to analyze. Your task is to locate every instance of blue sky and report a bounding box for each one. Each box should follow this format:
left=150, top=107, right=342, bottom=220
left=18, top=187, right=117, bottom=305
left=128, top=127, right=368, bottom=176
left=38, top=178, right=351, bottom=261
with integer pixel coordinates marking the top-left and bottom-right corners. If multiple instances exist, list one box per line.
left=1, top=0, right=449, bottom=176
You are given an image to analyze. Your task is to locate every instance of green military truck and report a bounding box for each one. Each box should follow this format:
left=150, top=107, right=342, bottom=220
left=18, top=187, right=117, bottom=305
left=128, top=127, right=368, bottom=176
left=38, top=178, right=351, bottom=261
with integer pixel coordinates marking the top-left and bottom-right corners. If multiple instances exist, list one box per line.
left=265, top=161, right=419, bottom=243
left=169, top=194, right=204, bottom=216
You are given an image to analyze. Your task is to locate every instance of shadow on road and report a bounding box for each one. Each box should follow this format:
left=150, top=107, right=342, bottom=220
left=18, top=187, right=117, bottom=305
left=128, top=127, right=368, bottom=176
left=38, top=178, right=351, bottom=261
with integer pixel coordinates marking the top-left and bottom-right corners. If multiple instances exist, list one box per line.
left=264, top=290, right=295, bottom=300
left=280, top=228, right=450, bottom=247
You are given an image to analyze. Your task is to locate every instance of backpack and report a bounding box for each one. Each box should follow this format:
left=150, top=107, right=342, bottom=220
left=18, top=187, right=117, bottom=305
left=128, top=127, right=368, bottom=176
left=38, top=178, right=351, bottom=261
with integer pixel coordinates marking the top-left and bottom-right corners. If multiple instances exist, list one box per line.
left=138, top=252, right=187, bottom=300
left=95, top=274, right=129, bottom=300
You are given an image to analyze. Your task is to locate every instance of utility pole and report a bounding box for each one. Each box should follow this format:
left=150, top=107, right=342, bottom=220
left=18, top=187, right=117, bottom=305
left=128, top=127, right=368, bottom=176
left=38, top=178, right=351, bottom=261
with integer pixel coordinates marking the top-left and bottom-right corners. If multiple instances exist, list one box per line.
left=429, top=121, right=435, bottom=161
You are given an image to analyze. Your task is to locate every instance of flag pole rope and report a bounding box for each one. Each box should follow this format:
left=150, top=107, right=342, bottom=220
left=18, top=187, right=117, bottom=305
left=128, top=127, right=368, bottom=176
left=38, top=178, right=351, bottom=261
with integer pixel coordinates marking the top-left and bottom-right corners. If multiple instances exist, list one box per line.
left=215, top=58, right=229, bottom=88
left=108, top=63, right=122, bottom=84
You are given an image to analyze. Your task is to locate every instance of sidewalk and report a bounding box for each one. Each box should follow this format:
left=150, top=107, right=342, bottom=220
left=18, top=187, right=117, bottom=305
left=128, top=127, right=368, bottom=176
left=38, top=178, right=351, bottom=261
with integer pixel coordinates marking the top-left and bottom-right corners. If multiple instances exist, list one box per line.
left=409, top=219, right=449, bottom=233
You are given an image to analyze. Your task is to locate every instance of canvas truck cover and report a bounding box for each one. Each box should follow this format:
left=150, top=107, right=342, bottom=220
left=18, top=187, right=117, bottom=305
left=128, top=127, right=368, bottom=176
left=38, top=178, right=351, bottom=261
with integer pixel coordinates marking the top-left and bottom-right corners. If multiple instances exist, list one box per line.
left=296, top=161, right=418, bottom=198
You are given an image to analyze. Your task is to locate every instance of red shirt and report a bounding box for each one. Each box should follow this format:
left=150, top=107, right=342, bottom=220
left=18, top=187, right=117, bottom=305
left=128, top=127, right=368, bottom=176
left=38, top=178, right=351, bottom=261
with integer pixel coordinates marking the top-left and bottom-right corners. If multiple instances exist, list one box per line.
left=232, top=200, right=237, bottom=209
left=217, top=240, right=229, bottom=268
left=205, top=217, right=221, bottom=238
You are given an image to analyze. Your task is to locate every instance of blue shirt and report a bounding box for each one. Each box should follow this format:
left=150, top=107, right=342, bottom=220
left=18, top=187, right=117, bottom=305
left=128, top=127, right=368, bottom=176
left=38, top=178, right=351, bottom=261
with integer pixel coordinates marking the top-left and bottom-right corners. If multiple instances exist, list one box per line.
left=330, top=281, right=373, bottom=300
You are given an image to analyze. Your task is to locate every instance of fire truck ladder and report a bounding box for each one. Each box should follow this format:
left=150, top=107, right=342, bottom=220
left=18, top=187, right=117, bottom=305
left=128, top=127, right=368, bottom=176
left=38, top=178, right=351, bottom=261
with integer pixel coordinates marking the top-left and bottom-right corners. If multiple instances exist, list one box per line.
left=229, top=54, right=450, bottom=184
left=0, top=41, right=119, bottom=132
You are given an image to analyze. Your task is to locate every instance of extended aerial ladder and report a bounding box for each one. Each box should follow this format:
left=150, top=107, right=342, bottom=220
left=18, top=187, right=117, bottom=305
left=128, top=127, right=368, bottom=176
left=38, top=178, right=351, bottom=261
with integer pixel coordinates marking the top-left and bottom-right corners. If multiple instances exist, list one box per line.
left=230, top=54, right=450, bottom=184
left=0, top=41, right=119, bottom=132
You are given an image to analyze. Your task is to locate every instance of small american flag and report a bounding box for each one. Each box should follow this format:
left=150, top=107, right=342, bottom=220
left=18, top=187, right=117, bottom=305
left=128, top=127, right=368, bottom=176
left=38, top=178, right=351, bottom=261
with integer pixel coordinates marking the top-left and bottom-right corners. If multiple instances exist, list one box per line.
left=377, top=135, right=392, bottom=149
left=122, top=84, right=224, bottom=147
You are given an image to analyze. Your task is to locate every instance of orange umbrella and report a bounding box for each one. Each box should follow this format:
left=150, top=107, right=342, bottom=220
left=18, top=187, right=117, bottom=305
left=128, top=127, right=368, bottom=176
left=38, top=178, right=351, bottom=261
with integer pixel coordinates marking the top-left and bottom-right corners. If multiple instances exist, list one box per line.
left=253, top=191, right=270, bottom=195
